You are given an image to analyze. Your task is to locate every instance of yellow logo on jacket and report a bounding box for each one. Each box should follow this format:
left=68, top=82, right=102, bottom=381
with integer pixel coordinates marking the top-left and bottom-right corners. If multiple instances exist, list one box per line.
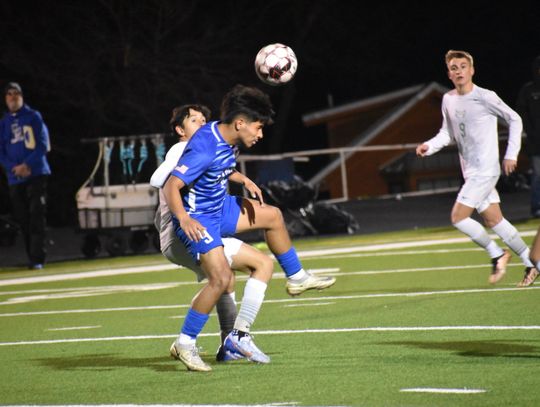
left=23, top=125, right=36, bottom=149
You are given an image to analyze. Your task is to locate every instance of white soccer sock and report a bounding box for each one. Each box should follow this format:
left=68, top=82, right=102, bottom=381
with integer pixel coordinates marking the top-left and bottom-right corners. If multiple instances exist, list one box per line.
left=491, top=219, right=534, bottom=267
left=177, top=333, right=195, bottom=347
left=234, top=278, right=267, bottom=333
left=453, top=218, right=504, bottom=258
left=485, top=241, right=505, bottom=259
left=288, top=268, right=308, bottom=281
left=520, top=248, right=534, bottom=268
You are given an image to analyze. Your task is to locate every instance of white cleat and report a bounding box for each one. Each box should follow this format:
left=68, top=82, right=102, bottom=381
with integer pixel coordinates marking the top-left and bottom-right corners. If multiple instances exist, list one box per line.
left=286, top=272, right=336, bottom=296
left=170, top=341, right=212, bottom=372
left=224, top=331, right=270, bottom=364
left=489, top=250, right=511, bottom=284
left=517, top=267, right=539, bottom=287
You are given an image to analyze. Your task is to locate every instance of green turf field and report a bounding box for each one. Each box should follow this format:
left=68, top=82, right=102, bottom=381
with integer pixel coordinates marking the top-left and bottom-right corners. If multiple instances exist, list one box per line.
left=1, top=224, right=539, bottom=406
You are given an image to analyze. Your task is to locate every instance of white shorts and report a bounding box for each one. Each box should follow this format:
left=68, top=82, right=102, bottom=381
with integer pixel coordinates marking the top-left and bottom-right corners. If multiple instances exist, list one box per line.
left=163, top=236, right=243, bottom=282
left=456, top=176, right=500, bottom=213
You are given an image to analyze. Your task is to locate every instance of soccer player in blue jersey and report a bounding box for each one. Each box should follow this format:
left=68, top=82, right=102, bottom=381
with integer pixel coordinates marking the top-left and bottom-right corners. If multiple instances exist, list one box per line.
left=163, top=85, right=335, bottom=371
left=151, top=104, right=274, bottom=364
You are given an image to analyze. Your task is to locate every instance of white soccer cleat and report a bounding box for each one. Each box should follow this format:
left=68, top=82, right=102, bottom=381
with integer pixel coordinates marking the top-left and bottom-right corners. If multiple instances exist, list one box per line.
left=224, top=331, right=270, bottom=364
left=517, top=267, right=539, bottom=287
left=170, top=341, right=212, bottom=372
left=286, top=272, right=336, bottom=296
left=489, top=250, right=511, bottom=284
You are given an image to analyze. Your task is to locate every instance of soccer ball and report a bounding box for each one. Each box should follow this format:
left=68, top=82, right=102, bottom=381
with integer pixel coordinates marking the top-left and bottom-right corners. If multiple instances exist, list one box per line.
left=254, top=43, right=298, bottom=86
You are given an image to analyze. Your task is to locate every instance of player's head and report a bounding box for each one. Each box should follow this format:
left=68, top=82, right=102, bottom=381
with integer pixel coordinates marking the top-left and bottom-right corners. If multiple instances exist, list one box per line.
left=220, top=85, right=274, bottom=148
left=4, top=82, right=23, bottom=113
left=220, top=85, right=274, bottom=126
left=445, top=50, right=475, bottom=88
left=445, top=50, right=474, bottom=67
left=169, top=104, right=211, bottom=141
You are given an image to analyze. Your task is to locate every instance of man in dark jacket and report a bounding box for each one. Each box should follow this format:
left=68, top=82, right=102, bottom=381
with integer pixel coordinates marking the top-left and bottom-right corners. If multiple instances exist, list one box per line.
left=0, top=82, right=51, bottom=269
left=517, top=56, right=540, bottom=217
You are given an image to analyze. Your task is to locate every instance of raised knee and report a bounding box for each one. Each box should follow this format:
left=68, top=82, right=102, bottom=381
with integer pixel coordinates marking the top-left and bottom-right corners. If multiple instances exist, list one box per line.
left=207, top=269, right=233, bottom=291
left=269, top=205, right=284, bottom=225
left=451, top=215, right=463, bottom=226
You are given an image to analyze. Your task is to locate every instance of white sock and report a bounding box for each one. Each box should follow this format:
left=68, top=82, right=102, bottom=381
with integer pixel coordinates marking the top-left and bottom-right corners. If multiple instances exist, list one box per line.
left=520, top=248, right=534, bottom=268
left=491, top=219, right=534, bottom=267
left=454, top=218, right=503, bottom=257
left=288, top=268, right=308, bottom=281
left=486, top=241, right=505, bottom=259
left=177, top=333, right=195, bottom=347
left=234, top=278, right=267, bottom=333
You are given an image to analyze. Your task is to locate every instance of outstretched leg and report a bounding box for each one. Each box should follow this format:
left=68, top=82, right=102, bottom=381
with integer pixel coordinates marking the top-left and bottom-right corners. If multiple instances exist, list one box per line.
left=451, top=201, right=510, bottom=283
left=480, top=203, right=536, bottom=285
left=235, top=197, right=335, bottom=295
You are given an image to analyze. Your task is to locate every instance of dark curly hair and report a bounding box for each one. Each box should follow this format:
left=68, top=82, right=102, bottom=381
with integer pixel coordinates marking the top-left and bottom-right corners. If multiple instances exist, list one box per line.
left=220, top=85, right=274, bottom=125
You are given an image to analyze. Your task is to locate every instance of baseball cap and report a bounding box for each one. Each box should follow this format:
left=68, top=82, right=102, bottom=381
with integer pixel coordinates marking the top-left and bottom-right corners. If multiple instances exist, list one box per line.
left=4, top=82, right=22, bottom=95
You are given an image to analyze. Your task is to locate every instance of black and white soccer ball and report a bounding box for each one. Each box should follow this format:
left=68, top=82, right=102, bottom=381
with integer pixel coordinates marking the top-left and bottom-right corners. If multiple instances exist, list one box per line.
left=254, top=43, right=298, bottom=86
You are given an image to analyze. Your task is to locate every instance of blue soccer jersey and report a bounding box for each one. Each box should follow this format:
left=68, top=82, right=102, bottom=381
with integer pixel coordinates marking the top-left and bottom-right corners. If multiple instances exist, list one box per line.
left=170, top=121, right=236, bottom=214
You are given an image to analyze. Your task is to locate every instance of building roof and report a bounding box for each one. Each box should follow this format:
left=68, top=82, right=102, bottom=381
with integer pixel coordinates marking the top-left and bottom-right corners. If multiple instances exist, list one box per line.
left=304, top=82, right=450, bottom=185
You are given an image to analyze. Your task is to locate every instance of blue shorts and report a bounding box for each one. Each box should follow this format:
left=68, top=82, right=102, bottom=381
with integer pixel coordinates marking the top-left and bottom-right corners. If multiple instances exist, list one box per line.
left=173, top=194, right=242, bottom=261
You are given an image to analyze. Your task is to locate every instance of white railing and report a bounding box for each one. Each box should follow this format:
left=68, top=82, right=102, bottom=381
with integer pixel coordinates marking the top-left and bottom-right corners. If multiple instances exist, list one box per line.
left=237, top=142, right=421, bottom=202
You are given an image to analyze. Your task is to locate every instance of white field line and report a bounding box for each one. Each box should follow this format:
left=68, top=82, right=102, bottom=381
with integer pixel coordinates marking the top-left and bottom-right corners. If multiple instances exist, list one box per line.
left=0, top=262, right=529, bottom=305
left=0, top=270, right=338, bottom=305
left=297, top=230, right=538, bottom=259
left=1, top=285, right=538, bottom=318
left=1, top=325, right=539, bottom=347
left=46, top=325, right=101, bottom=331
left=0, top=262, right=528, bottom=301
left=321, top=247, right=482, bottom=259
left=400, top=388, right=486, bottom=394
left=0, top=283, right=184, bottom=305
left=2, top=231, right=537, bottom=287
left=0, top=264, right=334, bottom=288
left=321, top=262, right=527, bottom=277
left=0, top=270, right=339, bottom=297
left=0, top=283, right=193, bottom=296
left=0, top=304, right=188, bottom=317
left=0, top=404, right=306, bottom=407
left=0, top=263, right=181, bottom=286
left=283, top=302, right=336, bottom=308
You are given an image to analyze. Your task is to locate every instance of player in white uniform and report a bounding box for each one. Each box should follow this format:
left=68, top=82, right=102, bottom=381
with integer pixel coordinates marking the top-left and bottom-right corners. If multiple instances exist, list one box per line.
left=151, top=104, right=274, bottom=366
left=416, top=50, right=537, bottom=285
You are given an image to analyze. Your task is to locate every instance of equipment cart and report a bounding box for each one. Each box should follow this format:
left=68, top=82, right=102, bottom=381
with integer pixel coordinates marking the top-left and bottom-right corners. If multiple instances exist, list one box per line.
left=76, top=134, right=167, bottom=258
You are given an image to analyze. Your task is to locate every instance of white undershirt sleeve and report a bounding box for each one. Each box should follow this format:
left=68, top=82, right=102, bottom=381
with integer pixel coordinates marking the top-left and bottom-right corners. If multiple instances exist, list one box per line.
left=149, top=142, right=186, bottom=188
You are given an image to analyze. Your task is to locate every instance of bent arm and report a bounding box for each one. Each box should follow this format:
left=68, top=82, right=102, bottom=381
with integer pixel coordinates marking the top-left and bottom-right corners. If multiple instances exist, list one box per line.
left=163, top=175, right=204, bottom=242
left=229, top=171, right=264, bottom=204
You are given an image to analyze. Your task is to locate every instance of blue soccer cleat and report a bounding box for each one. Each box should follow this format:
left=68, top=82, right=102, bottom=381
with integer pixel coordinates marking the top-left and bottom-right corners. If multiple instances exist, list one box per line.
left=215, top=344, right=245, bottom=362
left=224, top=331, right=270, bottom=364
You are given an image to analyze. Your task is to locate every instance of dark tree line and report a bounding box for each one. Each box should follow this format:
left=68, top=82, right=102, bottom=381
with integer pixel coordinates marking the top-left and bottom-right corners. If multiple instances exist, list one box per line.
left=0, top=0, right=538, bottom=225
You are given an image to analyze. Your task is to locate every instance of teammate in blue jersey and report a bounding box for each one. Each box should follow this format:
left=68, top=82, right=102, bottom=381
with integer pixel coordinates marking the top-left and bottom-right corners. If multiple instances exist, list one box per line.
left=151, top=104, right=274, bottom=366
left=163, top=85, right=335, bottom=371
